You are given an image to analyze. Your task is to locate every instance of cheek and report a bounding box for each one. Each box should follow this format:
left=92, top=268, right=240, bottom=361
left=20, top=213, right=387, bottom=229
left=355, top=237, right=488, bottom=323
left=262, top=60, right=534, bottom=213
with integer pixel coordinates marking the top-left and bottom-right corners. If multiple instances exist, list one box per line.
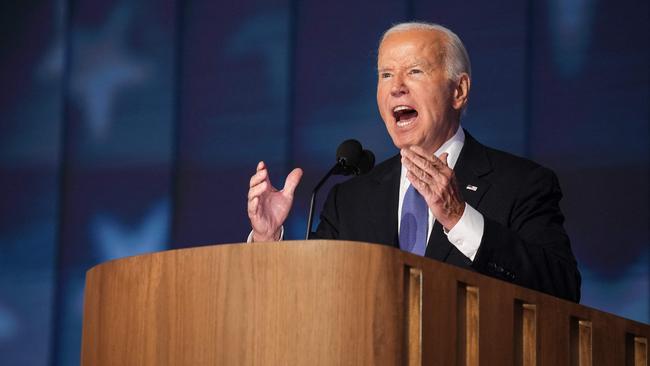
left=377, top=94, right=390, bottom=116
left=376, top=86, right=387, bottom=104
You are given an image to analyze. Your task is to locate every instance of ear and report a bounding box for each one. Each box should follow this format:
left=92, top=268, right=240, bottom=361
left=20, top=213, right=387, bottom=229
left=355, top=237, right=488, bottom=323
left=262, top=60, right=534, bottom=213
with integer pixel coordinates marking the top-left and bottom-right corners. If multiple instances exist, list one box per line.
left=452, top=73, right=470, bottom=111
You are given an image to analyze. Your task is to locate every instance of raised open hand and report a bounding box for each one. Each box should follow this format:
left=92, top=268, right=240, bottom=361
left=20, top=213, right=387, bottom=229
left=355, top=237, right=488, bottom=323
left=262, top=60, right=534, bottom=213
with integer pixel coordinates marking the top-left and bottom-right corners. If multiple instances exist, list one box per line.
left=400, top=146, right=465, bottom=230
left=247, top=161, right=303, bottom=242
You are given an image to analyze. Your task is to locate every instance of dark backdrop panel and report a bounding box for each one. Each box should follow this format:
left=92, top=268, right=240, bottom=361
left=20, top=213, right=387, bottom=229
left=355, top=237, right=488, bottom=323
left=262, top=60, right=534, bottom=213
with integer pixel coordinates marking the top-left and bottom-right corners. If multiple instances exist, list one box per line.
left=0, top=2, right=62, bottom=365
left=52, top=1, right=177, bottom=364
left=287, top=1, right=404, bottom=239
left=414, top=0, right=530, bottom=155
left=529, top=0, right=649, bottom=320
left=173, top=0, right=292, bottom=247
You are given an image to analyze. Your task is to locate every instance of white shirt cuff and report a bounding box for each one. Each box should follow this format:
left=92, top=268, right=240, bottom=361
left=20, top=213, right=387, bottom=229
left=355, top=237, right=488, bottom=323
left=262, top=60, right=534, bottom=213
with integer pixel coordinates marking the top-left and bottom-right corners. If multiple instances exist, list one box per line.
left=444, top=203, right=484, bottom=261
left=246, top=226, right=284, bottom=243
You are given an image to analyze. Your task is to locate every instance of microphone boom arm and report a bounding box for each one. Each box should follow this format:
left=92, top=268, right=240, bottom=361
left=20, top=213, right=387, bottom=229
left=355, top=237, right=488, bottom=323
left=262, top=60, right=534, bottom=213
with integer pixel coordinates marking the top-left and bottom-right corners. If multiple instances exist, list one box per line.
left=304, top=140, right=374, bottom=240
left=305, top=164, right=338, bottom=240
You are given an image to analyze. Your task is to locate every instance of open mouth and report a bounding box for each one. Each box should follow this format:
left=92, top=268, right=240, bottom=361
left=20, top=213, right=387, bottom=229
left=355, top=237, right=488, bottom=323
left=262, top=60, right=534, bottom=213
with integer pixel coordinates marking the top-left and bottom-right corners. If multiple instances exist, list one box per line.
left=392, top=105, right=418, bottom=127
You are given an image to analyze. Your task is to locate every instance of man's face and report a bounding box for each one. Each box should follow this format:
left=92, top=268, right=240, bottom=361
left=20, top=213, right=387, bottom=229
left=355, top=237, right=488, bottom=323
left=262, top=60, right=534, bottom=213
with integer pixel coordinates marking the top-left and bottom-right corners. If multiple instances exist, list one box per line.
left=377, top=29, right=460, bottom=155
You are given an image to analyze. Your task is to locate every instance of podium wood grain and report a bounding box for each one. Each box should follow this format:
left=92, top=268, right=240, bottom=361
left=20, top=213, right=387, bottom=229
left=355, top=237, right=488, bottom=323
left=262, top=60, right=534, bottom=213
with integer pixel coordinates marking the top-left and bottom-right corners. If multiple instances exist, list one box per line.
left=81, top=241, right=649, bottom=366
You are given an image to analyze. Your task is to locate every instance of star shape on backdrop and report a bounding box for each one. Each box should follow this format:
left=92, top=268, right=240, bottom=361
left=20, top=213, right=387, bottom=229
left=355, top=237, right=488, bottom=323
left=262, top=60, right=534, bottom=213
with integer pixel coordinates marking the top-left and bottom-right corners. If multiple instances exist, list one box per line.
left=39, top=2, right=150, bottom=140
left=37, top=0, right=65, bottom=80
left=549, top=0, right=594, bottom=77
left=92, top=199, right=169, bottom=261
left=0, top=302, right=17, bottom=340
left=226, top=9, right=289, bottom=103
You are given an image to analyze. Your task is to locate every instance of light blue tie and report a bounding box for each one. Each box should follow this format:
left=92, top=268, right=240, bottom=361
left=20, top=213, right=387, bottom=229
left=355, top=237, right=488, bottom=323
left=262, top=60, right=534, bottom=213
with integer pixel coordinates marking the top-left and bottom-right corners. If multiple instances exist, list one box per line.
left=399, top=185, right=428, bottom=256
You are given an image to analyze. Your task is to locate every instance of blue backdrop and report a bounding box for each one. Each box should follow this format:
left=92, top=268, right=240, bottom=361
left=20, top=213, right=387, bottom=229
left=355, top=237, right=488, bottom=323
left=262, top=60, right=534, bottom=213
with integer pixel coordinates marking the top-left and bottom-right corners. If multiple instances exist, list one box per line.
left=0, top=0, right=647, bottom=364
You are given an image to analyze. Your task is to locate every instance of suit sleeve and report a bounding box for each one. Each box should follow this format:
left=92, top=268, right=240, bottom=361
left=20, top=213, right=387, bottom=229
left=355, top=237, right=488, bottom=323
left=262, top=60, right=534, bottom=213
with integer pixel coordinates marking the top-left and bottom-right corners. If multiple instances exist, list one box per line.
left=471, top=166, right=581, bottom=302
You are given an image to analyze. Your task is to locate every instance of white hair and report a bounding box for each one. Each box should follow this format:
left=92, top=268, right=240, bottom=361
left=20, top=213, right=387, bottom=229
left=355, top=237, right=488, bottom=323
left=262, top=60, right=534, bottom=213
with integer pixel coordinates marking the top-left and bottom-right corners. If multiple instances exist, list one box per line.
left=380, top=22, right=472, bottom=82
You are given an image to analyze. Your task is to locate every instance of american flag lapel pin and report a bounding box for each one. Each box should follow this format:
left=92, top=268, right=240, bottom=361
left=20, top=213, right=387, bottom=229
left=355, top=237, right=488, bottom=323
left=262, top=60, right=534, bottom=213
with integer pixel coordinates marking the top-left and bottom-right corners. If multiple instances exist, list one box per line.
left=466, top=184, right=478, bottom=191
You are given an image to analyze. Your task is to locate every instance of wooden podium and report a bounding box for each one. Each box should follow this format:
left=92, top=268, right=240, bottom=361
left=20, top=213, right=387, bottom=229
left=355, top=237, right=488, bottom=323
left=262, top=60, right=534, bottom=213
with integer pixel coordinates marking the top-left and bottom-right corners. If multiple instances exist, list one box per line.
left=81, top=241, right=648, bottom=365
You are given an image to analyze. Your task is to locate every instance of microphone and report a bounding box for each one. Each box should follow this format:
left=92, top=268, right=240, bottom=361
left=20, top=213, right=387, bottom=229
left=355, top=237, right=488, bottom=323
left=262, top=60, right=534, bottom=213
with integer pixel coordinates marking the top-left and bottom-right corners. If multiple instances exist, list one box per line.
left=357, top=149, right=376, bottom=175
left=333, top=139, right=375, bottom=176
left=334, top=139, right=362, bottom=174
left=305, top=140, right=375, bottom=239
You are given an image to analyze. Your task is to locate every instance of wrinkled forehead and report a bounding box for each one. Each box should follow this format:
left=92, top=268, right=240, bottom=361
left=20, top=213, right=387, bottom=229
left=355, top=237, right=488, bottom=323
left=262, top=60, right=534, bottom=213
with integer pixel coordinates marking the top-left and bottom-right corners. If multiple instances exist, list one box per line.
left=377, top=29, right=446, bottom=67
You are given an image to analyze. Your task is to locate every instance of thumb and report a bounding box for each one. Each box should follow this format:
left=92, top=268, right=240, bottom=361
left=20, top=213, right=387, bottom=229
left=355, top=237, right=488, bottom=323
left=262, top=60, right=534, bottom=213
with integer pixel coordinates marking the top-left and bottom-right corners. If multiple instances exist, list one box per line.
left=282, top=168, right=303, bottom=197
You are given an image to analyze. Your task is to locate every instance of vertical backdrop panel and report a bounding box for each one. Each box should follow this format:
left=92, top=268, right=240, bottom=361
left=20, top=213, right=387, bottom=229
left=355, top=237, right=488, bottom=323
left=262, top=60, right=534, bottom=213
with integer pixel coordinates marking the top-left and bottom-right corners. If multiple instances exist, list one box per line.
left=414, top=0, right=530, bottom=155
left=54, top=0, right=177, bottom=364
left=0, top=2, right=63, bottom=365
left=529, top=0, right=648, bottom=322
left=287, top=1, right=405, bottom=239
left=173, top=0, right=292, bottom=247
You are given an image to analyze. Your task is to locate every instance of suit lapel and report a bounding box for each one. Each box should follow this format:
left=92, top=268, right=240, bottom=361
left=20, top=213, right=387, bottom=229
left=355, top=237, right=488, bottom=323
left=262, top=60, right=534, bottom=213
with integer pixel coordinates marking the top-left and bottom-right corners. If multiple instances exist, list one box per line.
left=366, top=155, right=401, bottom=247
left=454, top=131, right=492, bottom=209
left=425, top=130, right=493, bottom=262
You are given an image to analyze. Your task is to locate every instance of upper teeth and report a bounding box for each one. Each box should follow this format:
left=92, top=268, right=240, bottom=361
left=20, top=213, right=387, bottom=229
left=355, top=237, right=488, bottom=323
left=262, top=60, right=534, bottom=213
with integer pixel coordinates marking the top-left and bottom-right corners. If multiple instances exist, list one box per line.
left=393, top=105, right=411, bottom=112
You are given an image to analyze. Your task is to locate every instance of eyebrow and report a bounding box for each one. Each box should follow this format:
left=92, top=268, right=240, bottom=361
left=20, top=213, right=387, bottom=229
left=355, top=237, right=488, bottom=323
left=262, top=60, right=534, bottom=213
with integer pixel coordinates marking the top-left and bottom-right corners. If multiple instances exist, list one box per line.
left=407, top=61, right=433, bottom=68
left=377, top=61, right=432, bottom=72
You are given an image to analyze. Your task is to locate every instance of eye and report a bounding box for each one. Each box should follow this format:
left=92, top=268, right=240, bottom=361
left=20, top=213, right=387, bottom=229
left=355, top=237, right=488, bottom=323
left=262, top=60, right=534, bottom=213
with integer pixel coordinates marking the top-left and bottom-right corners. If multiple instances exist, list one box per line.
left=379, top=72, right=392, bottom=79
left=409, top=69, right=423, bottom=75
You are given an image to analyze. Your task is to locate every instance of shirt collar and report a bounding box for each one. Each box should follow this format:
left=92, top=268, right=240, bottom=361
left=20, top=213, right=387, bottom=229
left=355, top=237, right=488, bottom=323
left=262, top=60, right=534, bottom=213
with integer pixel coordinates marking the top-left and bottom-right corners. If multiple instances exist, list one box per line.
left=400, top=125, right=465, bottom=184
left=434, top=125, right=465, bottom=170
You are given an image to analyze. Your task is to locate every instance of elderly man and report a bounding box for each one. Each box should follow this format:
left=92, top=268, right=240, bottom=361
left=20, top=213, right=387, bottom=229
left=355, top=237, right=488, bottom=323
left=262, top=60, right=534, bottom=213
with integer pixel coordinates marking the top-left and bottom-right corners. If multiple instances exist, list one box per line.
left=246, top=22, right=581, bottom=302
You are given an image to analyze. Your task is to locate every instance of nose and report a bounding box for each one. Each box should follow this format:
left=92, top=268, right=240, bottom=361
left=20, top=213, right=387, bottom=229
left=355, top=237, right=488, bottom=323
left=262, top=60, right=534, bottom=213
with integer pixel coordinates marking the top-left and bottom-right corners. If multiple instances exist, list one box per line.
left=390, top=74, right=408, bottom=97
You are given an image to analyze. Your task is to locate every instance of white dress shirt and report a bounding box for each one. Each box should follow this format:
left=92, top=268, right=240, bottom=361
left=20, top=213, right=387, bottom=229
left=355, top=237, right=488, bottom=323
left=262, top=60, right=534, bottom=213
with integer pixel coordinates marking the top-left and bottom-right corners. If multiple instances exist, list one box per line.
left=398, top=126, right=483, bottom=261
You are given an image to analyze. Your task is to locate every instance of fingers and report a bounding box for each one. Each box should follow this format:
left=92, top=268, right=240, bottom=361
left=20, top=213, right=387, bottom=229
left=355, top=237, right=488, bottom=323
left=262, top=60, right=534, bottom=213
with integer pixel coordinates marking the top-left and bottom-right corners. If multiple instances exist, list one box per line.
left=439, top=152, right=449, bottom=166
left=401, top=148, right=464, bottom=229
left=402, top=147, right=449, bottom=171
left=406, top=170, right=432, bottom=196
left=248, top=161, right=271, bottom=214
left=250, top=161, right=269, bottom=188
left=282, top=168, right=303, bottom=198
left=402, top=146, right=453, bottom=179
left=248, top=179, right=269, bottom=201
left=247, top=196, right=259, bottom=217
left=409, top=146, right=449, bottom=168
left=248, top=163, right=302, bottom=207
left=400, top=147, right=457, bottom=205
left=401, top=154, right=441, bottom=187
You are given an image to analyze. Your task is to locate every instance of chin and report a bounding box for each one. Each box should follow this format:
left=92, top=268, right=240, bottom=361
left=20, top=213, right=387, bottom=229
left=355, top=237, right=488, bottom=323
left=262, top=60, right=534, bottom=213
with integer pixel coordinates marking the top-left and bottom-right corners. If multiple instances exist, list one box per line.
left=390, top=138, right=414, bottom=150
left=390, top=130, right=419, bottom=147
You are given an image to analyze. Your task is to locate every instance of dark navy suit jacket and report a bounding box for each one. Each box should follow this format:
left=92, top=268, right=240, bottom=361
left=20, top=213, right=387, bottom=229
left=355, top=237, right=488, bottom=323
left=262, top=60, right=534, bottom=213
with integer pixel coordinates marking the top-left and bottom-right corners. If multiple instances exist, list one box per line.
left=314, top=131, right=581, bottom=302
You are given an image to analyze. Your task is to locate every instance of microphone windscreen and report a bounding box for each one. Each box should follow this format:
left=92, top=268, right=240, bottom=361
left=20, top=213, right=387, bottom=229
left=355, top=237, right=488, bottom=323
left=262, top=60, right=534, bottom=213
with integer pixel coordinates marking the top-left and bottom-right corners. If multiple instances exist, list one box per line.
left=357, top=150, right=375, bottom=174
left=336, top=139, right=363, bottom=167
